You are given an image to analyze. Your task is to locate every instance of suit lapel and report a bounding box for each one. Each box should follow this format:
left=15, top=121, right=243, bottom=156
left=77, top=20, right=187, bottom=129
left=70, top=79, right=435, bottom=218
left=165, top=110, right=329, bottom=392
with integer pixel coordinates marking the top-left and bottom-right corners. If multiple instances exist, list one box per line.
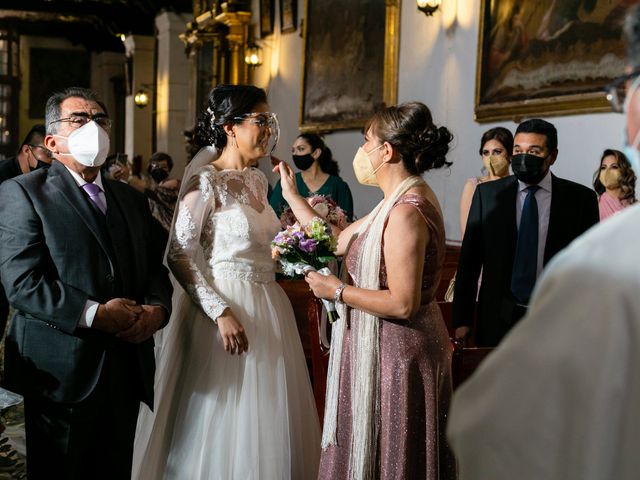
left=544, top=174, right=561, bottom=264
left=102, top=181, right=137, bottom=293
left=498, top=177, right=519, bottom=260
left=48, top=162, right=115, bottom=274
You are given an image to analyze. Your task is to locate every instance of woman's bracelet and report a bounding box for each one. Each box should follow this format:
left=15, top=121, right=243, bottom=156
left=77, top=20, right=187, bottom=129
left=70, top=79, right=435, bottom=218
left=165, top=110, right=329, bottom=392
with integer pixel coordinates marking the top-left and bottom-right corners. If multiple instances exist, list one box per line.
left=334, top=283, right=348, bottom=305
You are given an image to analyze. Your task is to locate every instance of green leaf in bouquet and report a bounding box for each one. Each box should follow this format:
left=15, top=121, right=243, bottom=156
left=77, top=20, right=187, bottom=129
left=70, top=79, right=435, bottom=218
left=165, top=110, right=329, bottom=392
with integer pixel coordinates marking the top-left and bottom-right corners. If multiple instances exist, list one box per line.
left=317, top=256, right=336, bottom=264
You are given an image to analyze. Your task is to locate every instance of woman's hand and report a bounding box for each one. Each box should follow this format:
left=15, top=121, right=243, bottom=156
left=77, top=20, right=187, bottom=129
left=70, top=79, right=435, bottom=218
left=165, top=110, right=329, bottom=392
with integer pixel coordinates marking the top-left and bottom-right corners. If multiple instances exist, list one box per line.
left=305, top=271, right=343, bottom=300
left=273, top=161, right=300, bottom=202
left=217, top=308, right=249, bottom=355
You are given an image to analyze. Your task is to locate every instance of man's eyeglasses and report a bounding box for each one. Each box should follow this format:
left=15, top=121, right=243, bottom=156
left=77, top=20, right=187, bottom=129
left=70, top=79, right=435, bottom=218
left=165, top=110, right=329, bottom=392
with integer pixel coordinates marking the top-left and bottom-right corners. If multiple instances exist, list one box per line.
left=605, top=67, right=640, bottom=113
left=233, top=112, right=278, bottom=129
left=49, top=113, right=112, bottom=130
left=28, top=145, right=53, bottom=160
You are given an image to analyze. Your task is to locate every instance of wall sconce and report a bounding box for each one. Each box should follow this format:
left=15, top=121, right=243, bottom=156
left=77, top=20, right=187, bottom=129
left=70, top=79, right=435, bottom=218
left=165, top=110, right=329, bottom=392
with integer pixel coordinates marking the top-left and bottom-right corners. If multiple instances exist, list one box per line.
left=244, top=43, right=263, bottom=68
left=417, top=0, right=442, bottom=16
left=134, top=89, right=150, bottom=108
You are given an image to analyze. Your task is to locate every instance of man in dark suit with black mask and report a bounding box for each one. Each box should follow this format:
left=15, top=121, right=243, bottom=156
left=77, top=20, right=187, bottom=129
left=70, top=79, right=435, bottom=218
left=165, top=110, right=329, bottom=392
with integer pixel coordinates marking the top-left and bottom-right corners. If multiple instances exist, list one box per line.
left=453, top=118, right=598, bottom=347
left=0, top=87, right=172, bottom=479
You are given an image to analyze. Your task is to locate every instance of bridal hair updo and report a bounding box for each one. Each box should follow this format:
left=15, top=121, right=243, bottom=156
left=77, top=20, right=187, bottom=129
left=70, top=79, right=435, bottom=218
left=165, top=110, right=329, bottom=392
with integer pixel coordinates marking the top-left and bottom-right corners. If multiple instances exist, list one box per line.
left=193, top=84, right=268, bottom=150
left=366, top=102, right=454, bottom=175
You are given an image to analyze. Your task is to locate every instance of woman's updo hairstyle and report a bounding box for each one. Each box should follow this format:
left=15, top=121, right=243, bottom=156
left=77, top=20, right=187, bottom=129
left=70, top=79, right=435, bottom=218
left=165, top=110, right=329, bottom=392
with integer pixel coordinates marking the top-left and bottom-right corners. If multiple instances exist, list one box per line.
left=193, top=84, right=268, bottom=150
left=366, top=102, right=453, bottom=175
left=297, top=133, right=340, bottom=176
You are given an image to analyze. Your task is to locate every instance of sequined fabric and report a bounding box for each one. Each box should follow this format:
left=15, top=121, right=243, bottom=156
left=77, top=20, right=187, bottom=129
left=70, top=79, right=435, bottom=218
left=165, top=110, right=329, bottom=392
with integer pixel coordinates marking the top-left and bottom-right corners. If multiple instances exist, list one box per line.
left=318, top=194, right=456, bottom=480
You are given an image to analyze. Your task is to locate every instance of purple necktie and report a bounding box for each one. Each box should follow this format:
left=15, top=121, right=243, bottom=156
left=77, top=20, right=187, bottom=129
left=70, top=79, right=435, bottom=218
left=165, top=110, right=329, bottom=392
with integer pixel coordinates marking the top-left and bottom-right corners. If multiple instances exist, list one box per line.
left=82, top=182, right=107, bottom=215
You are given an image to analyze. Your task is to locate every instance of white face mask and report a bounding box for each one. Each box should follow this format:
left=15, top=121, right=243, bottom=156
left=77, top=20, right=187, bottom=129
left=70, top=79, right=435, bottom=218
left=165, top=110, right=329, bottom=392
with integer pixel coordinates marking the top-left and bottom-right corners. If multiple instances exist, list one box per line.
left=56, top=121, right=110, bottom=167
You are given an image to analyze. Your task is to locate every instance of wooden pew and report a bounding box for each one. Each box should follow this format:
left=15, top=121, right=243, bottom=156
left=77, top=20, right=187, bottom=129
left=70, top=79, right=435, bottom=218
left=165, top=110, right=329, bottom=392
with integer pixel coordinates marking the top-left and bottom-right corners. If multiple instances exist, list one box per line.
left=277, top=279, right=313, bottom=367
left=280, top=266, right=494, bottom=418
left=436, top=245, right=495, bottom=389
left=307, top=298, right=328, bottom=423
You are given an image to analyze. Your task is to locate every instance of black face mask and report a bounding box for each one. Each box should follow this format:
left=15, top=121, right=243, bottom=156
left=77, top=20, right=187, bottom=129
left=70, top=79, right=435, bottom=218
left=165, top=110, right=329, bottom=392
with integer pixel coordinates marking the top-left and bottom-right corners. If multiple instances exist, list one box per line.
left=292, top=154, right=315, bottom=171
left=511, top=153, right=547, bottom=185
left=150, top=168, right=169, bottom=183
left=29, top=160, right=51, bottom=172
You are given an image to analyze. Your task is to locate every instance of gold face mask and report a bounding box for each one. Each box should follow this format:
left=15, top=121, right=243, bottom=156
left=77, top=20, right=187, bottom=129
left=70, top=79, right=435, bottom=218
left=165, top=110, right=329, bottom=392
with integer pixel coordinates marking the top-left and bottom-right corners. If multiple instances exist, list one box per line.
left=488, top=155, right=510, bottom=177
left=352, top=144, right=385, bottom=186
left=599, top=168, right=621, bottom=189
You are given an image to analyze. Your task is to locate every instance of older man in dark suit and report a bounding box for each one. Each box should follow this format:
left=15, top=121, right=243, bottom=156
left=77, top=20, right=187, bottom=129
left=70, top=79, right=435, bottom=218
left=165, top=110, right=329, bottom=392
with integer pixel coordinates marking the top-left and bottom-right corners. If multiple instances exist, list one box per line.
left=0, top=87, right=172, bottom=479
left=453, top=118, right=599, bottom=347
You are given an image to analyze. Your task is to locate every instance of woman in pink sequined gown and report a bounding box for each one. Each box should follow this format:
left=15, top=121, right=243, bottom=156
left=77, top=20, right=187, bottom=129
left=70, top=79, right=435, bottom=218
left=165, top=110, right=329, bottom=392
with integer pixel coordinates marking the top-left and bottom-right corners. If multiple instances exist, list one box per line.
left=276, top=102, right=457, bottom=480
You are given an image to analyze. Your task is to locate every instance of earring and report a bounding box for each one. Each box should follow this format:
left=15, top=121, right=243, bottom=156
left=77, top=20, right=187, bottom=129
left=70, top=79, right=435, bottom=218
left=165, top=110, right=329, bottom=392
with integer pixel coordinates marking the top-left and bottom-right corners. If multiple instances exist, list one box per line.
left=231, top=134, right=237, bottom=148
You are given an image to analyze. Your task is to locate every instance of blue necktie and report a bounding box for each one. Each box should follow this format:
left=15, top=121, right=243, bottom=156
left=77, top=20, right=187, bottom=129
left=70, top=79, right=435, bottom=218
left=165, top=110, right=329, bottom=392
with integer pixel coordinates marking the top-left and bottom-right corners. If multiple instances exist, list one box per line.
left=511, top=185, right=540, bottom=304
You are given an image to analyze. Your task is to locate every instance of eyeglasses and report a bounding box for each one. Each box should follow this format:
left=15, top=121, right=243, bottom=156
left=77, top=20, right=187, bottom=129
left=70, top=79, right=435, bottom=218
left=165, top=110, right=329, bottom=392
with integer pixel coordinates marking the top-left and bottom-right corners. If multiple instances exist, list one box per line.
left=28, top=145, right=53, bottom=159
left=233, top=112, right=278, bottom=129
left=49, top=113, right=112, bottom=130
left=149, top=163, right=169, bottom=171
left=605, top=67, right=640, bottom=113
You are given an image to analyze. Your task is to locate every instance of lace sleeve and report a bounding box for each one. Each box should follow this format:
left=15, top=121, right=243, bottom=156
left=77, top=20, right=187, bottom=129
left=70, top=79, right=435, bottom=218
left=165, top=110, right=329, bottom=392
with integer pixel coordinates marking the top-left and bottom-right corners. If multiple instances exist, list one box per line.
left=167, top=169, right=228, bottom=322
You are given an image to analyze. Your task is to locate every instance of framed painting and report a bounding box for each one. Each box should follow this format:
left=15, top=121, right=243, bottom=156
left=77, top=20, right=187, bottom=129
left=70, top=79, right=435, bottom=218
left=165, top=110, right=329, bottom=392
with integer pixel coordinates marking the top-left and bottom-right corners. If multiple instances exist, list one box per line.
left=260, top=0, right=275, bottom=37
left=299, top=0, right=400, bottom=132
left=475, top=0, right=629, bottom=122
left=280, top=0, right=297, bottom=34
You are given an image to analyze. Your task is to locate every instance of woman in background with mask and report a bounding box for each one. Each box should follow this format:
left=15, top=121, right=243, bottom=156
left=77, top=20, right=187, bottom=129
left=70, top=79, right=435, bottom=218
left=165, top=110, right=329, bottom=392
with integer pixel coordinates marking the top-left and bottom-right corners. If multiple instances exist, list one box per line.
left=459, top=127, right=513, bottom=236
left=275, top=102, right=456, bottom=480
left=593, top=148, right=636, bottom=221
left=144, top=152, right=180, bottom=234
left=269, top=133, right=354, bottom=221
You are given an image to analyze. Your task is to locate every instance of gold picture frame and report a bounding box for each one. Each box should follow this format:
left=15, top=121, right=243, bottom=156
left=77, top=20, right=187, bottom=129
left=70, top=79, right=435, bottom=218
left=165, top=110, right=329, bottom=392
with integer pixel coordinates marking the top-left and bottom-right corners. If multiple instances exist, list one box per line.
left=299, top=0, right=400, bottom=133
left=474, top=0, right=628, bottom=123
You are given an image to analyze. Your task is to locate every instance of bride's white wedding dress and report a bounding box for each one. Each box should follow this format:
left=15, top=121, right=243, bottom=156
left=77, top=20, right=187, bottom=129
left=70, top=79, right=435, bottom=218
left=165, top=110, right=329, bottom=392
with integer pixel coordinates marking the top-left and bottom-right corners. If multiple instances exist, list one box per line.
left=132, top=163, right=321, bottom=479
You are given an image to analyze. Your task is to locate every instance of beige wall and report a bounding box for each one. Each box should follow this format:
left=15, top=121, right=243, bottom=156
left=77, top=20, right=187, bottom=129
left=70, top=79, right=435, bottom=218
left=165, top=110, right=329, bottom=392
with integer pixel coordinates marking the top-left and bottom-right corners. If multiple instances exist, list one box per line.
left=249, top=0, right=625, bottom=243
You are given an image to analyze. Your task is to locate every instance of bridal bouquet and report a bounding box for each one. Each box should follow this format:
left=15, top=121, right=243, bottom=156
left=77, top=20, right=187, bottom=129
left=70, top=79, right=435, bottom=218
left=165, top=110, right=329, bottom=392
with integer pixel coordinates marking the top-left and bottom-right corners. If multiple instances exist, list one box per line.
left=279, top=195, right=348, bottom=230
left=271, top=217, right=339, bottom=322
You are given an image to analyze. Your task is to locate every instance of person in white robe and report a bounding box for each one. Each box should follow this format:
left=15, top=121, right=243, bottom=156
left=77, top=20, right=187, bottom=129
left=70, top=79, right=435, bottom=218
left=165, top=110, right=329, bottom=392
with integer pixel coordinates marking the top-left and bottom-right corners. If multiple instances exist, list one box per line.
left=447, top=6, right=640, bottom=479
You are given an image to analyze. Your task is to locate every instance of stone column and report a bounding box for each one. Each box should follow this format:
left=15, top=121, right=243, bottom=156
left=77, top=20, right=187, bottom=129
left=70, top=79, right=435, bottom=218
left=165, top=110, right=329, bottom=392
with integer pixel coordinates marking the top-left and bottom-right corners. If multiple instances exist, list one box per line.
left=91, top=51, right=126, bottom=153
left=216, top=10, right=251, bottom=84
left=124, top=35, right=154, bottom=169
left=91, top=51, right=125, bottom=125
left=156, top=11, right=190, bottom=178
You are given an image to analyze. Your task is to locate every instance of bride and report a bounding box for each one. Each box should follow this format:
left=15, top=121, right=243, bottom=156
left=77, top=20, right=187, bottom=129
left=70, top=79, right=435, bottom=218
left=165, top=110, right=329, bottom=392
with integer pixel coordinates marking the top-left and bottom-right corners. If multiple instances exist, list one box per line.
left=131, top=84, right=321, bottom=479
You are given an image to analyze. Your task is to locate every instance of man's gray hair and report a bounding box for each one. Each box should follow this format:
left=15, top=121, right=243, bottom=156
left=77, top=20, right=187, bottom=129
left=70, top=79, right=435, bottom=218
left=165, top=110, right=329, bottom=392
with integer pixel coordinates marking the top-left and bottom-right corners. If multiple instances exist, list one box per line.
left=625, top=5, right=640, bottom=70
left=44, top=87, right=106, bottom=135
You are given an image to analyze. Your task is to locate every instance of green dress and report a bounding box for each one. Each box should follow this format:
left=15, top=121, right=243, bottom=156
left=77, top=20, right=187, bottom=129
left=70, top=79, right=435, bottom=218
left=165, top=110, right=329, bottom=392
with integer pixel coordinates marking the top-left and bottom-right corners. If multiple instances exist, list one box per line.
left=269, top=172, right=354, bottom=221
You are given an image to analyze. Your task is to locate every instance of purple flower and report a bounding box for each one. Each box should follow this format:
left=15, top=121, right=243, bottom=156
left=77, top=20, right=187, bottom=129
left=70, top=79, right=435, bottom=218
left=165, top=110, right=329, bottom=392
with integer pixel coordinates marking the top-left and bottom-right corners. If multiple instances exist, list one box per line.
left=299, top=238, right=317, bottom=253
left=292, top=231, right=305, bottom=242
left=273, top=232, right=287, bottom=244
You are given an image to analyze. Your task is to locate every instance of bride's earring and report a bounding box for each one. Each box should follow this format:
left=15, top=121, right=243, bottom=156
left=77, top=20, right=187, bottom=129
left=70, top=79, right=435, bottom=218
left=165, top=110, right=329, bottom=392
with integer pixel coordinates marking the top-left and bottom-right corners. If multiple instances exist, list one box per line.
left=230, top=134, right=237, bottom=148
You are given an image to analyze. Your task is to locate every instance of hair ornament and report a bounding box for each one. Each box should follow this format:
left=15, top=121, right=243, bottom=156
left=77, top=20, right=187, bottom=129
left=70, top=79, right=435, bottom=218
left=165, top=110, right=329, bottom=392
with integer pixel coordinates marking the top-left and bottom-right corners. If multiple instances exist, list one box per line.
left=207, top=106, right=216, bottom=124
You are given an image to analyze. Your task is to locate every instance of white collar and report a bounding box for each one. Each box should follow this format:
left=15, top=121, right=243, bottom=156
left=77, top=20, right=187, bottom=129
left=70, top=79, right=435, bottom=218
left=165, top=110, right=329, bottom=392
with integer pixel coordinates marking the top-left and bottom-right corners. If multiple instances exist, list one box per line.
left=517, top=169, right=552, bottom=193
left=63, top=165, right=105, bottom=190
